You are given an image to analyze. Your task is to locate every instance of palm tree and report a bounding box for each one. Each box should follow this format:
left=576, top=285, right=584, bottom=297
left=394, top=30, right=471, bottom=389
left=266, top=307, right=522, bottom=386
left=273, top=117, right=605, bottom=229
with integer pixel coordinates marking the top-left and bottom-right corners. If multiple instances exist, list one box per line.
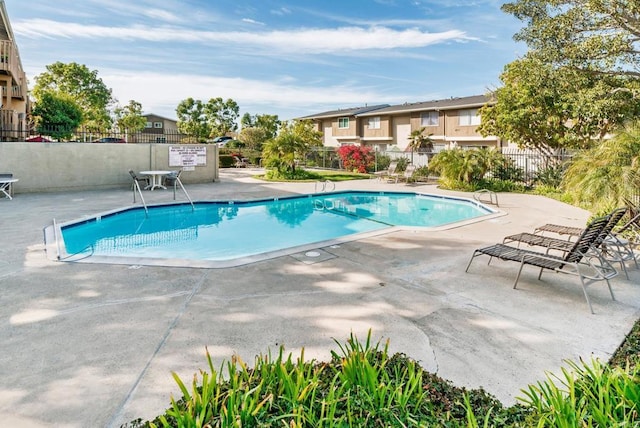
left=408, top=127, right=434, bottom=163
left=562, top=120, right=640, bottom=213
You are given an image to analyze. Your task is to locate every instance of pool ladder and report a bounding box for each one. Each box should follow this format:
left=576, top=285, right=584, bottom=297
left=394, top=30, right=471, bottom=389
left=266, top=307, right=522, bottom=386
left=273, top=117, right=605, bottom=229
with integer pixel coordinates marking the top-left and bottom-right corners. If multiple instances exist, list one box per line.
left=314, top=180, right=335, bottom=193
left=132, top=180, right=149, bottom=215
left=132, top=176, right=194, bottom=216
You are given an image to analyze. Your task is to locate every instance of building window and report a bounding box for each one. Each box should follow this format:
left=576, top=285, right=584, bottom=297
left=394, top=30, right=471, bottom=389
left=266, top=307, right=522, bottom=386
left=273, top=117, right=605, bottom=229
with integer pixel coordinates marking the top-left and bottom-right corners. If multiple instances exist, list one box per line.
left=154, top=122, right=163, bottom=128
left=156, top=137, right=167, bottom=143
left=421, top=111, right=439, bottom=126
left=368, top=116, right=380, bottom=129
left=145, top=121, right=152, bottom=128
left=338, top=117, right=349, bottom=129
left=459, top=109, right=481, bottom=126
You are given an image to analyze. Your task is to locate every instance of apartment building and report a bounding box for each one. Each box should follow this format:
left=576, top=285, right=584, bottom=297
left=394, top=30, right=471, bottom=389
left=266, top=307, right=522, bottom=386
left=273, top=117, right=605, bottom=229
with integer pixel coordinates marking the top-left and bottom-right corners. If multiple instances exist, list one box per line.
left=0, top=0, right=29, bottom=140
left=299, top=95, right=503, bottom=151
left=136, top=113, right=182, bottom=143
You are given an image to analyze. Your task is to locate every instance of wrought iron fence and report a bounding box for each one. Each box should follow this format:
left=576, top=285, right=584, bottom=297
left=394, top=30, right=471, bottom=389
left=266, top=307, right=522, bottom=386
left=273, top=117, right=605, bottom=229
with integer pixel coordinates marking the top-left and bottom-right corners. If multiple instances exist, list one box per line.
left=306, top=147, right=575, bottom=186
left=0, top=126, right=191, bottom=144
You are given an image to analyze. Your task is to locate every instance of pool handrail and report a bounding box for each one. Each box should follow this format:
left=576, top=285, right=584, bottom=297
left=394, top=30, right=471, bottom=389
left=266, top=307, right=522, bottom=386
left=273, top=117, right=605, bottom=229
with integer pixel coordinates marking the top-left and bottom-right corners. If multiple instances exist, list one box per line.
left=173, top=176, right=194, bottom=211
left=132, top=179, right=149, bottom=216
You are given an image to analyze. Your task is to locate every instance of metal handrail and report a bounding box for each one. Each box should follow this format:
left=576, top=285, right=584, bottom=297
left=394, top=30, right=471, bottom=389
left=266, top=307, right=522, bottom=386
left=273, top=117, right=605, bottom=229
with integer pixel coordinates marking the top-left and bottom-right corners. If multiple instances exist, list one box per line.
left=174, top=177, right=194, bottom=211
left=53, top=218, right=61, bottom=260
left=132, top=180, right=149, bottom=215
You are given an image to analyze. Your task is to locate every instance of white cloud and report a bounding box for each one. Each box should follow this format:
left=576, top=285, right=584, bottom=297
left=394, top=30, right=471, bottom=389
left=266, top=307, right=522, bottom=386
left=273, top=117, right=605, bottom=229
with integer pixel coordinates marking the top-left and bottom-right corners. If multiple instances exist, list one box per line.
left=13, top=19, right=475, bottom=54
left=242, top=18, right=265, bottom=25
left=100, top=70, right=407, bottom=119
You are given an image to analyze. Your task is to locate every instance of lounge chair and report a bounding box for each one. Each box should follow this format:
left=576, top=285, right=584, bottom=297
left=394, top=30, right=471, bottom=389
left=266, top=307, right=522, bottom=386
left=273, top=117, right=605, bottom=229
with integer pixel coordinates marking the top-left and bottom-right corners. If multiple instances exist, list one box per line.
left=534, top=204, right=637, bottom=239
left=376, top=161, right=399, bottom=182
left=465, top=214, right=617, bottom=313
left=398, top=164, right=417, bottom=184
left=503, top=208, right=636, bottom=279
left=128, top=170, right=150, bottom=190
left=233, top=156, right=248, bottom=168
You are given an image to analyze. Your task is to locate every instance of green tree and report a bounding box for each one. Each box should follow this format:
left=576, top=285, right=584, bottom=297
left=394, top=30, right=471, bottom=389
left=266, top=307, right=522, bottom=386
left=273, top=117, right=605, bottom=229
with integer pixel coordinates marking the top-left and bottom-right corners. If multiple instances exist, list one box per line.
left=562, top=121, right=640, bottom=213
left=176, top=97, right=240, bottom=142
left=176, top=98, right=210, bottom=142
left=478, top=57, right=640, bottom=159
left=204, top=97, right=239, bottom=137
left=32, top=62, right=114, bottom=131
left=262, top=120, right=322, bottom=176
left=238, top=127, right=269, bottom=152
left=114, top=100, right=146, bottom=137
left=502, top=0, right=640, bottom=78
left=241, top=113, right=280, bottom=140
left=31, top=92, right=83, bottom=140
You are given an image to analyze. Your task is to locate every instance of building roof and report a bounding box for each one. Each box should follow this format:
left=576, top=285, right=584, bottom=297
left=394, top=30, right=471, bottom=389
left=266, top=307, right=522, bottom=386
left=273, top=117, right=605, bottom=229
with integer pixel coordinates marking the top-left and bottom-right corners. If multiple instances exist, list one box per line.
left=298, top=104, right=390, bottom=120
left=296, top=95, right=494, bottom=121
left=355, top=94, right=492, bottom=117
left=143, top=113, right=178, bottom=123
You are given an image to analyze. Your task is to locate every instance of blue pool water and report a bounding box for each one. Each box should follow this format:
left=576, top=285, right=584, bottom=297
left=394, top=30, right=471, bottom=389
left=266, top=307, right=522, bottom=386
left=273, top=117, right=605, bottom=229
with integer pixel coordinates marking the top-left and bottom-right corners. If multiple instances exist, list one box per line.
left=60, top=191, right=492, bottom=263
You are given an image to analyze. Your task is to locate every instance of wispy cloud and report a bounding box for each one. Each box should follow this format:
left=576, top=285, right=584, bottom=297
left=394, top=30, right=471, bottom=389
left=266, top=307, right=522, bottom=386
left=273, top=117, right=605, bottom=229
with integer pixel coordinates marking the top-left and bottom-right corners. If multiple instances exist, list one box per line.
left=14, top=19, right=475, bottom=54
left=99, top=70, right=408, bottom=119
left=270, top=7, right=292, bottom=16
left=242, top=18, right=265, bottom=26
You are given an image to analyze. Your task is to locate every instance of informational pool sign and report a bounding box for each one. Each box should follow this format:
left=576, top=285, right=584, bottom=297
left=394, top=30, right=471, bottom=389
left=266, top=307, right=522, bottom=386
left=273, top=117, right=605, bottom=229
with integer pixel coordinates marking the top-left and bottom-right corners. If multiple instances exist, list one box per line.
left=169, top=146, right=206, bottom=168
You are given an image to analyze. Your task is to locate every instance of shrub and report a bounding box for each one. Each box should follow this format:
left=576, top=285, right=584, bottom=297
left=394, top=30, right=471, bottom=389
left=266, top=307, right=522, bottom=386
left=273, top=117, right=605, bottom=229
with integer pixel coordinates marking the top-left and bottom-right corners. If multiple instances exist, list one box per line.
left=336, top=145, right=375, bottom=173
left=518, top=358, right=640, bottom=426
left=429, top=148, right=504, bottom=183
left=534, top=163, right=566, bottom=188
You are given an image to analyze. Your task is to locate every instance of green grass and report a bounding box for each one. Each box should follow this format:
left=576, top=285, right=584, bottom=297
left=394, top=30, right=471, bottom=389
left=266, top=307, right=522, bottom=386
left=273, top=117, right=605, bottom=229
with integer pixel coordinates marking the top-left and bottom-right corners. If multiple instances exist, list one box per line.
left=256, top=168, right=375, bottom=182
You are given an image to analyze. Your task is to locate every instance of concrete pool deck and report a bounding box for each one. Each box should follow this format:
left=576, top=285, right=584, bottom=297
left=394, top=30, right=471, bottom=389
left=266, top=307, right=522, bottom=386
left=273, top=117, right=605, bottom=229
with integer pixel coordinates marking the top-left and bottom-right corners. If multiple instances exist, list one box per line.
left=1, top=168, right=639, bottom=427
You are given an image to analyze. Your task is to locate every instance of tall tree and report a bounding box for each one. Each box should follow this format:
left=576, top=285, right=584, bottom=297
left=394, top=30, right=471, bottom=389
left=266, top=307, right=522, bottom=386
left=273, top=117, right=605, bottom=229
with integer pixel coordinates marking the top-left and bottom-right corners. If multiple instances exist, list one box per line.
left=478, top=57, right=640, bottom=158
left=238, top=127, right=269, bottom=152
left=204, top=97, right=239, bottom=137
left=176, top=97, right=240, bottom=141
left=31, top=92, right=83, bottom=140
left=114, top=100, right=146, bottom=135
left=32, top=62, right=114, bottom=131
left=176, top=98, right=210, bottom=142
left=241, top=113, right=280, bottom=139
left=502, top=0, right=640, bottom=78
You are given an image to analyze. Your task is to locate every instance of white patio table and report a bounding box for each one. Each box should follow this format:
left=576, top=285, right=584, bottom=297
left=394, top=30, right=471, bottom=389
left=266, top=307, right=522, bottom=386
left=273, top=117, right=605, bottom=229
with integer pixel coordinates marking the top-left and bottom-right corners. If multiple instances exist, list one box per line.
left=139, top=170, right=171, bottom=191
left=0, top=178, right=18, bottom=200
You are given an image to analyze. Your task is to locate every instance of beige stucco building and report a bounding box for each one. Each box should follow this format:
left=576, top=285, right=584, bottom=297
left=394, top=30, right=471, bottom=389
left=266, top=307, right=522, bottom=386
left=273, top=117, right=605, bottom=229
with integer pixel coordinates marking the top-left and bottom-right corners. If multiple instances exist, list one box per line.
left=0, top=0, right=29, bottom=140
left=300, top=95, right=503, bottom=151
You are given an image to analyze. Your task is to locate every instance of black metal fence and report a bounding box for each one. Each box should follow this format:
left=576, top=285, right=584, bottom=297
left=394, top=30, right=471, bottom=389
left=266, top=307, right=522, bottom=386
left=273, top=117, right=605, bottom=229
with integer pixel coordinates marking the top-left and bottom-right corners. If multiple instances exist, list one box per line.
left=0, top=127, right=190, bottom=144
left=306, top=147, right=574, bottom=186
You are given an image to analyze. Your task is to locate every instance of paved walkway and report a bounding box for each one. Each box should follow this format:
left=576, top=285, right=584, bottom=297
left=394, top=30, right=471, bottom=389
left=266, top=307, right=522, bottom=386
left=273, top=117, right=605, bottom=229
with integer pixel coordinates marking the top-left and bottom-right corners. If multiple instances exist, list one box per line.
left=1, top=169, right=638, bottom=427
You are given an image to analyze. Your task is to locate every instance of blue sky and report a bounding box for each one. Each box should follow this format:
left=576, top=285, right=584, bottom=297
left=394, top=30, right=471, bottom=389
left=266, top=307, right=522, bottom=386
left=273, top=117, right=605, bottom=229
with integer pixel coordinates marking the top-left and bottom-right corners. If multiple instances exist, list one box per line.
left=7, top=0, right=526, bottom=121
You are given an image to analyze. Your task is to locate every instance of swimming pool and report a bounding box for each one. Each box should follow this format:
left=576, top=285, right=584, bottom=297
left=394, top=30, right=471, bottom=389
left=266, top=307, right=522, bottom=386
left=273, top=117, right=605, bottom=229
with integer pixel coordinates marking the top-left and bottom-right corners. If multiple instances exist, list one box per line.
left=53, top=191, right=496, bottom=267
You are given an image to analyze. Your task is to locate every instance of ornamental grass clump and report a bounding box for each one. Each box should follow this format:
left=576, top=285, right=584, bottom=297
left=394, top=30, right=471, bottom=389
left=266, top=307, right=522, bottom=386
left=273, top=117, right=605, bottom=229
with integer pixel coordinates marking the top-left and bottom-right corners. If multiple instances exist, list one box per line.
left=125, top=331, right=526, bottom=427
left=517, top=358, right=640, bottom=427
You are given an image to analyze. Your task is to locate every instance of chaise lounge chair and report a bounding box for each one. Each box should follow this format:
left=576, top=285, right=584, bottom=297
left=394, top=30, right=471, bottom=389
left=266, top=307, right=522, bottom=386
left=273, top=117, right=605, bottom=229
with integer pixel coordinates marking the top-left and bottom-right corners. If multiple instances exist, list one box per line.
left=465, top=214, right=617, bottom=313
left=503, top=207, right=636, bottom=279
left=398, top=164, right=417, bottom=184
left=377, top=161, right=399, bottom=182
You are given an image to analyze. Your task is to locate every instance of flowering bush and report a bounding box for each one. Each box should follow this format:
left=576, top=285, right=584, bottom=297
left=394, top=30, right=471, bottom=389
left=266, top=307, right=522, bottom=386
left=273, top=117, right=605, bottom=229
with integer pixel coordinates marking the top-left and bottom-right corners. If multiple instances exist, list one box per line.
left=337, top=145, right=375, bottom=173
